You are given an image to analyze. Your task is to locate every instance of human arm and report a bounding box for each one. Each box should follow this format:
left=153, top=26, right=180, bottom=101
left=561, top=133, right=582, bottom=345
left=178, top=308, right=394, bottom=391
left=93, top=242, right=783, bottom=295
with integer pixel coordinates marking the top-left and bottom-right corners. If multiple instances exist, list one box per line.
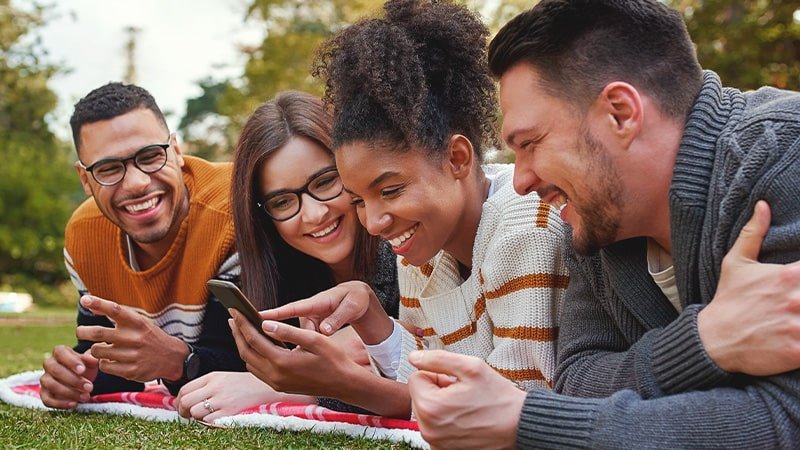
left=260, top=281, right=395, bottom=345
left=408, top=351, right=800, bottom=449
left=229, top=309, right=412, bottom=418
left=176, top=371, right=313, bottom=422
left=478, top=202, right=568, bottom=390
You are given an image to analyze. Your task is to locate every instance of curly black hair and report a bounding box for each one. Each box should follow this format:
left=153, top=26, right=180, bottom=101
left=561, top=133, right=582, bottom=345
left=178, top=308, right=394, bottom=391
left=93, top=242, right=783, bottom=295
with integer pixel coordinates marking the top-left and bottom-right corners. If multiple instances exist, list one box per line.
left=69, top=82, right=168, bottom=154
left=313, top=0, right=498, bottom=160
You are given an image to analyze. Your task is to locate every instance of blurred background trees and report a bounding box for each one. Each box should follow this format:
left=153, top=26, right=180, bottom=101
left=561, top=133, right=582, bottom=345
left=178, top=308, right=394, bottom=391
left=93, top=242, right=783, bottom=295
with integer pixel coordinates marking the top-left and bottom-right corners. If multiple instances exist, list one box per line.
left=2, top=0, right=799, bottom=306
left=0, top=0, right=80, bottom=306
left=667, top=0, right=800, bottom=91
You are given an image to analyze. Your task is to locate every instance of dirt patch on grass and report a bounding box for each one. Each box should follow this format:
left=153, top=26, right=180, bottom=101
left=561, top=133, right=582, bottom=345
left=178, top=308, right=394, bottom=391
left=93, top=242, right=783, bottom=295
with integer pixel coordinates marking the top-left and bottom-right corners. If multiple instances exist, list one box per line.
left=0, top=317, right=73, bottom=326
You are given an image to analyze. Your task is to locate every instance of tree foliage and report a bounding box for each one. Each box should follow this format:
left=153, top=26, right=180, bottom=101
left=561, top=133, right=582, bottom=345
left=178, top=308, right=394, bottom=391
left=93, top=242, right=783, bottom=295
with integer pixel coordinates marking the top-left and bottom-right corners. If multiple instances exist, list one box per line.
left=179, top=0, right=527, bottom=160
left=0, top=1, right=80, bottom=302
left=668, top=0, right=800, bottom=90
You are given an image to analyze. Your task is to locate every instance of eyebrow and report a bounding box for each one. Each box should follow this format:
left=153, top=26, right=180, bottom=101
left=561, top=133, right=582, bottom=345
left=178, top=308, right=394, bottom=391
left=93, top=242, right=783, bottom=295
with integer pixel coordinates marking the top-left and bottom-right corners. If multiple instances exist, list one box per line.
left=262, top=165, right=336, bottom=198
left=369, top=171, right=401, bottom=189
left=506, top=125, right=543, bottom=148
left=342, top=170, right=402, bottom=197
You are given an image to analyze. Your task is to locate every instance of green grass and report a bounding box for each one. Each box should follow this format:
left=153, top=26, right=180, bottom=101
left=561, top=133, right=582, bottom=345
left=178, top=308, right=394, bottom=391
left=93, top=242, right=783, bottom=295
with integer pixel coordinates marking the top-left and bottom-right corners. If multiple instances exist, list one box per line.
left=0, top=309, right=414, bottom=449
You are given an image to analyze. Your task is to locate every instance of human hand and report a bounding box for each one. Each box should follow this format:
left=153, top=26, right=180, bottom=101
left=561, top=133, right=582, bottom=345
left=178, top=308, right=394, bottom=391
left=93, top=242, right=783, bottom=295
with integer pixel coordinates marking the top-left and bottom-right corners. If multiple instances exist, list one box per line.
left=328, top=326, right=371, bottom=370
left=407, top=350, right=524, bottom=450
left=260, top=281, right=394, bottom=345
left=40, top=345, right=99, bottom=409
left=75, top=295, right=188, bottom=382
left=699, top=200, right=800, bottom=375
left=229, top=310, right=365, bottom=398
left=176, top=372, right=287, bottom=422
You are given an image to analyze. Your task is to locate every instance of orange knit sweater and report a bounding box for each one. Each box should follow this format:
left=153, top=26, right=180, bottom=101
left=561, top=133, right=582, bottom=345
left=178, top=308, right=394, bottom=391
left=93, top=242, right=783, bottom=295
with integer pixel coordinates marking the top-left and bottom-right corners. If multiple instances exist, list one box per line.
left=64, top=156, right=235, bottom=320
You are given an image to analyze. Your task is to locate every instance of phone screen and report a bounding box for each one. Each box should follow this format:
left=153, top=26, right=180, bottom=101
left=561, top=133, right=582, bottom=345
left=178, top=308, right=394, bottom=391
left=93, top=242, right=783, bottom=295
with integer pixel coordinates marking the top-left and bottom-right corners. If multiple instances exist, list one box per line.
left=207, top=279, right=288, bottom=348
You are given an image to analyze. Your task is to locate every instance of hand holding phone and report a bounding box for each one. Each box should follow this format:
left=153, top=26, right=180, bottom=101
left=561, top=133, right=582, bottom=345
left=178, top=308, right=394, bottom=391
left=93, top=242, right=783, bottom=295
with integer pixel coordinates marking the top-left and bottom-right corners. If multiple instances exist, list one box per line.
left=207, top=279, right=287, bottom=348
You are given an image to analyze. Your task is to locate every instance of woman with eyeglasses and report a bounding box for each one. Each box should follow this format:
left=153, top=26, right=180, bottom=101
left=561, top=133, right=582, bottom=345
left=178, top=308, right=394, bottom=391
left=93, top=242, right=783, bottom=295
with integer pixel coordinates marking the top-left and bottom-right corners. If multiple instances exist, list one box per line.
left=232, top=0, right=569, bottom=420
left=175, top=91, right=405, bottom=422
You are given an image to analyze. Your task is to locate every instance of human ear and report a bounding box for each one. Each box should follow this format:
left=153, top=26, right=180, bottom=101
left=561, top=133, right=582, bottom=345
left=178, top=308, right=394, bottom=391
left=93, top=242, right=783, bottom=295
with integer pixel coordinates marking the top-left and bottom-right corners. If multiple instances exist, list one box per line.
left=446, top=134, right=474, bottom=180
left=75, top=161, right=93, bottom=196
left=170, top=133, right=185, bottom=167
left=594, top=82, right=642, bottom=149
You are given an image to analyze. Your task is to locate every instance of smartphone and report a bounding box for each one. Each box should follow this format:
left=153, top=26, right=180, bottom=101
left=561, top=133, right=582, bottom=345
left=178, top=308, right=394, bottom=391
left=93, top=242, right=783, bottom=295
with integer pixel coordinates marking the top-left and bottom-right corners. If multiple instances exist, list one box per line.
left=207, top=279, right=287, bottom=348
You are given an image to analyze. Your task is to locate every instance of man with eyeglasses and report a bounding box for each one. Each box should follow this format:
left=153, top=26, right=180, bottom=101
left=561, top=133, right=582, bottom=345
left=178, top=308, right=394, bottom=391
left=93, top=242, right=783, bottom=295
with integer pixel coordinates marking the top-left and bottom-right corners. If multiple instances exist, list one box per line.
left=40, top=82, right=245, bottom=410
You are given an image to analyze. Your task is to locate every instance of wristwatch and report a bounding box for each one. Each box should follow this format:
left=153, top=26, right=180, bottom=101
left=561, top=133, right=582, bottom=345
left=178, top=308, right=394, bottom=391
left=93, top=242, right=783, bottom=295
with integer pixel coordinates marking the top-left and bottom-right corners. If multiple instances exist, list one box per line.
left=182, top=343, right=202, bottom=382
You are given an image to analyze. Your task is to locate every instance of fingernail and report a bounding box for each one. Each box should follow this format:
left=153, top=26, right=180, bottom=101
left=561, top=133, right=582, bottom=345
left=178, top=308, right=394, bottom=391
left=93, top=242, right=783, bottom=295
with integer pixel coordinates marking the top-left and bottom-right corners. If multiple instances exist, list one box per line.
left=79, top=296, right=91, bottom=306
left=262, top=321, right=277, bottom=333
left=83, top=382, right=92, bottom=392
left=227, top=318, right=234, bottom=329
left=409, top=350, right=423, bottom=364
left=80, top=393, right=90, bottom=402
left=415, top=327, right=424, bottom=337
left=321, top=322, right=332, bottom=334
left=76, top=364, right=85, bottom=373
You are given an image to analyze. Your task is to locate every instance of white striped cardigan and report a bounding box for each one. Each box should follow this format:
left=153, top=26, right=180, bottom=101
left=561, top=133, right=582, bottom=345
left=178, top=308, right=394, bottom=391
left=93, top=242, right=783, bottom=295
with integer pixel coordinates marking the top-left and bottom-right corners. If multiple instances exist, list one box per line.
left=396, top=164, right=568, bottom=390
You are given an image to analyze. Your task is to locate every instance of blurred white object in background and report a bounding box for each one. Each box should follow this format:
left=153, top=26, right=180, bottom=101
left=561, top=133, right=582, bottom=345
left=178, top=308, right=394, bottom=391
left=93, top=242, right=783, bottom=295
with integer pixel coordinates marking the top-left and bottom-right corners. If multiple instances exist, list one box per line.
left=0, top=292, right=33, bottom=313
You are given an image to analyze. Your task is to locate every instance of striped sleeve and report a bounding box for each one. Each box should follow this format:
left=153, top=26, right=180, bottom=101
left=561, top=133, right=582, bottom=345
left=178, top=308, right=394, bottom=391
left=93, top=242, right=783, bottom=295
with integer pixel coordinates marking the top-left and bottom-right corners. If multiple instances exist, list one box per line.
left=480, top=200, right=568, bottom=390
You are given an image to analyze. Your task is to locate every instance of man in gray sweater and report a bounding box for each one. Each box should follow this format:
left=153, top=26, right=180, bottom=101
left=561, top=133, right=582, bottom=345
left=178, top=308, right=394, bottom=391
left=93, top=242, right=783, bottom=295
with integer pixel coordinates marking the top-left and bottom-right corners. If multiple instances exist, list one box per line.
left=405, top=0, right=800, bottom=448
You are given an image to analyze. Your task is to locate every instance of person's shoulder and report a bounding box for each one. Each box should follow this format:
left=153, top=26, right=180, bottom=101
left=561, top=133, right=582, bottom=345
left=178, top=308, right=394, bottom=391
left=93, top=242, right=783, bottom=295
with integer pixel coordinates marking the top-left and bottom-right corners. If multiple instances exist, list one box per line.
left=64, top=197, right=117, bottom=249
left=482, top=166, right=564, bottom=235
left=66, top=197, right=105, bottom=229
left=183, top=155, right=233, bottom=215
left=740, top=86, right=800, bottom=125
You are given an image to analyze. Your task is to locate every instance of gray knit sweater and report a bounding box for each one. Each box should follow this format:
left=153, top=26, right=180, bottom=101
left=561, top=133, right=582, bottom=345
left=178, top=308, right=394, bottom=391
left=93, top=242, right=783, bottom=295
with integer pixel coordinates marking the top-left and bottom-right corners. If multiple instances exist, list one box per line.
left=517, top=71, right=800, bottom=448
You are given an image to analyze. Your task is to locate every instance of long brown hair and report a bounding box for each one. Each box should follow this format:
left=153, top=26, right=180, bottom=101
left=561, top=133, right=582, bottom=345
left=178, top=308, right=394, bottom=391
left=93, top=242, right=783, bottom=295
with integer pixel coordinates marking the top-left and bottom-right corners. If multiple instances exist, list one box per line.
left=231, top=91, right=379, bottom=310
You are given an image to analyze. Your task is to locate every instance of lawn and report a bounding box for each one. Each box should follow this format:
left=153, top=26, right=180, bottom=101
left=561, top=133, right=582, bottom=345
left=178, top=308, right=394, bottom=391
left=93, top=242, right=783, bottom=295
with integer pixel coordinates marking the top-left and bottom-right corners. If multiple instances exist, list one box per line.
left=0, top=309, right=414, bottom=449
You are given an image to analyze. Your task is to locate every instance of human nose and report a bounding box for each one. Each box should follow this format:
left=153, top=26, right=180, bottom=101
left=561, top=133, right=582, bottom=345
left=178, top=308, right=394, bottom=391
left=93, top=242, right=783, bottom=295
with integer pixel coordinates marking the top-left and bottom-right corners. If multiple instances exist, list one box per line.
left=119, top=160, right=151, bottom=191
left=299, top=193, right=328, bottom=224
left=361, top=203, right=392, bottom=236
left=512, top=158, right=542, bottom=196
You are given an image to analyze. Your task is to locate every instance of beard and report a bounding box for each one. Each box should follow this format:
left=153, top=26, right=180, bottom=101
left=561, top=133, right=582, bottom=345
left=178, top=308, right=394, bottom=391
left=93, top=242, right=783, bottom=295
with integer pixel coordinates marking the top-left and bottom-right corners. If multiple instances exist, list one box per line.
left=569, top=129, right=624, bottom=256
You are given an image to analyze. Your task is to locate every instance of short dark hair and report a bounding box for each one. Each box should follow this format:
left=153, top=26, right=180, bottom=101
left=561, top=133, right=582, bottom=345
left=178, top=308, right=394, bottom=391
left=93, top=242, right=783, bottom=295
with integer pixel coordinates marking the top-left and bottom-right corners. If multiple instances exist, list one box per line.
left=488, top=0, right=703, bottom=119
left=69, top=82, right=168, bottom=153
left=313, top=0, right=499, bottom=160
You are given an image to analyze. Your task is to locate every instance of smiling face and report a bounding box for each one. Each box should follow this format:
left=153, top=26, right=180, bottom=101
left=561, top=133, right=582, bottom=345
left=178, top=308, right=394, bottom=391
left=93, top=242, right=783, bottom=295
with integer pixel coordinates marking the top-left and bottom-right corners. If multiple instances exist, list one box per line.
left=76, top=108, right=188, bottom=249
left=500, top=63, right=625, bottom=255
left=259, top=136, right=358, bottom=269
left=335, top=141, right=469, bottom=266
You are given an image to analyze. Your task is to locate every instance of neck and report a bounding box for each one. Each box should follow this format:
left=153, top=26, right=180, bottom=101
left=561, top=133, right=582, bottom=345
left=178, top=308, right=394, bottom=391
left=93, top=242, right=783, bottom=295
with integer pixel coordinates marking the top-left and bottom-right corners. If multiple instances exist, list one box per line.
left=328, top=253, right=356, bottom=284
left=443, top=172, right=490, bottom=271
left=621, top=105, right=684, bottom=254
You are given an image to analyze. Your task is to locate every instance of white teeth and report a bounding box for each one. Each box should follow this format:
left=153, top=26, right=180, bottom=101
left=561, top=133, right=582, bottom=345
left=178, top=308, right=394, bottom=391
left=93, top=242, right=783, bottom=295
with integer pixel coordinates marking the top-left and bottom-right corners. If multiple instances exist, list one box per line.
left=389, top=225, right=418, bottom=247
left=311, top=219, right=340, bottom=238
left=125, top=197, right=158, bottom=213
left=550, top=193, right=568, bottom=211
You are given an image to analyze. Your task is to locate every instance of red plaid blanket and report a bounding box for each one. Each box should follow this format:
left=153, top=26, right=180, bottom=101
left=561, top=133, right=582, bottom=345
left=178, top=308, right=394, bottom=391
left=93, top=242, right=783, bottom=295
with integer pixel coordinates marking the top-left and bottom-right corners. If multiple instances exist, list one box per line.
left=11, top=382, right=419, bottom=431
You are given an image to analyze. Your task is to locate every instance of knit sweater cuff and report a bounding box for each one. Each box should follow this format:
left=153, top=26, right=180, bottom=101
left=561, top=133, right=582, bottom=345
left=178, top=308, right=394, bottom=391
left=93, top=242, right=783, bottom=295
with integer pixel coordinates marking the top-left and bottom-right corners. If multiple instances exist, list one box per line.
left=516, top=389, right=601, bottom=448
left=651, top=304, right=731, bottom=393
left=395, top=326, right=424, bottom=384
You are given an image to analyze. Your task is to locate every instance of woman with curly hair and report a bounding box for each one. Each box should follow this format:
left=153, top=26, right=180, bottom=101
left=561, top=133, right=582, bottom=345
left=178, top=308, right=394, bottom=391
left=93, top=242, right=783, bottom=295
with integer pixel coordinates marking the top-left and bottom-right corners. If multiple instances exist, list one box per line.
left=231, top=0, right=568, bottom=419
left=175, top=91, right=406, bottom=421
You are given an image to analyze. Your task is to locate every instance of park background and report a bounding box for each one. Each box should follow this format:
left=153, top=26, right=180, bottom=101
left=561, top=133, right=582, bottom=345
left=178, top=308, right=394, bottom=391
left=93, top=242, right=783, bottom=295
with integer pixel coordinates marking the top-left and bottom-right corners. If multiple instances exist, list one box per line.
left=0, top=0, right=798, bottom=446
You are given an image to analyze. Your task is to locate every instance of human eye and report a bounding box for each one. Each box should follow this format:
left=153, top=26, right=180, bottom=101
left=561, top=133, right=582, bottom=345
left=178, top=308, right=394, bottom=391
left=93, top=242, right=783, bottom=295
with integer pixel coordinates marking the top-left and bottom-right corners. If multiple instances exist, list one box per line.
left=95, top=162, right=123, bottom=176
left=311, top=172, right=339, bottom=190
left=381, top=185, right=404, bottom=199
left=267, top=195, right=297, bottom=211
left=137, top=147, right=163, bottom=163
left=350, top=197, right=365, bottom=208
